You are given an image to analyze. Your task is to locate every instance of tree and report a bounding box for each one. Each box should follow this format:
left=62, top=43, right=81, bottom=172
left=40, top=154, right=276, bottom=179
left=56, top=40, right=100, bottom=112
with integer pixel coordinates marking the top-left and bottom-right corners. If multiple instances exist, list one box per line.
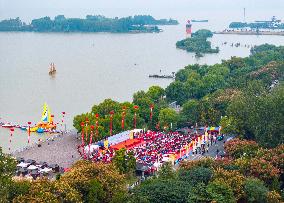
left=146, top=86, right=165, bottom=102
left=112, top=148, right=136, bottom=175
left=178, top=166, right=212, bottom=186
left=87, top=179, right=106, bottom=203
left=206, top=180, right=236, bottom=203
left=180, top=99, right=199, bottom=126
left=165, top=81, right=186, bottom=104
left=7, top=180, right=30, bottom=202
left=158, top=108, right=179, bottom=130
left=13, top=178, right=82, bottom=203
left=0, top=147, right=16, bottom=202
left=212, top=167, right=245, bottom=201
left=192, top=29, right=213, bottom=38
left=187, top=183, right=210, bottom=203
left=244, top=178, right=269, bottom=203
left=132, top=179, right=191, bottom=203
left=158, top=162, right=176, bottom=180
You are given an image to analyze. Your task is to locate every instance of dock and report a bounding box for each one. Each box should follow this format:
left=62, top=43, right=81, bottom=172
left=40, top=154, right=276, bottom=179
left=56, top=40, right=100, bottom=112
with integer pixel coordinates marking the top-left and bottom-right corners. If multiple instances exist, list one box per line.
left=214, top=31, right=284, bottom=36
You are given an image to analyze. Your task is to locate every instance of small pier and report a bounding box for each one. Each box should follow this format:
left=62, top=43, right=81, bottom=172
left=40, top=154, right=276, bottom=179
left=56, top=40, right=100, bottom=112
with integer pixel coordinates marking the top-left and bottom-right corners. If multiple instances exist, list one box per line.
left=149, top=71, right=175, bottom=79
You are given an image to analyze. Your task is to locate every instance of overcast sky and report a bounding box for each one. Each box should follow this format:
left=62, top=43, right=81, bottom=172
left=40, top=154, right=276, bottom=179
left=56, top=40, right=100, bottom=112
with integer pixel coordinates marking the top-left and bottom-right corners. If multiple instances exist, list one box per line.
left=0, top=0, right=283, bottom=22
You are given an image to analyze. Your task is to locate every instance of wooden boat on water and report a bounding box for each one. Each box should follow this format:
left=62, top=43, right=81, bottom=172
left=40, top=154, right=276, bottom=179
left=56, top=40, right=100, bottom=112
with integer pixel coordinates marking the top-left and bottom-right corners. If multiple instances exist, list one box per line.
left=149, top=74, right=174, bottom=79
left=49, top=63, right=56, bottom=75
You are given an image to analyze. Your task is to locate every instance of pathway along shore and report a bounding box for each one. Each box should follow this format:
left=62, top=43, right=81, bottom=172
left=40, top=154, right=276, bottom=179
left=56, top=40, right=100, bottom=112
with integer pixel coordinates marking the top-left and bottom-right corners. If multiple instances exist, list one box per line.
left=13, top=132, right=81, bottom=168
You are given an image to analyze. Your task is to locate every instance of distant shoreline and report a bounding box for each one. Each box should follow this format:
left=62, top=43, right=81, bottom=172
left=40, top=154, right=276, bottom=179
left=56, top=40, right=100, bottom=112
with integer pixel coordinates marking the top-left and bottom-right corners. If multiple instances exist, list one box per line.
left=0, top=15, right=178, bottom=34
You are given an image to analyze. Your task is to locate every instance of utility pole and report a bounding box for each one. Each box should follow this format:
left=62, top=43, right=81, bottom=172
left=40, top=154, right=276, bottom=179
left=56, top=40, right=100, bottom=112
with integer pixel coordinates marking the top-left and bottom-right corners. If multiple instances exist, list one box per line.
left=243, top=8, right=246, bottom=23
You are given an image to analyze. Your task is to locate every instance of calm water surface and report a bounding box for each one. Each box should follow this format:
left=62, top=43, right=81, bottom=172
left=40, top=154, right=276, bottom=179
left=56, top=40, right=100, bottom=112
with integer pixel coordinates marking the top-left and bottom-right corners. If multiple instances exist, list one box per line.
left=1, top=20, right=284, bottom=152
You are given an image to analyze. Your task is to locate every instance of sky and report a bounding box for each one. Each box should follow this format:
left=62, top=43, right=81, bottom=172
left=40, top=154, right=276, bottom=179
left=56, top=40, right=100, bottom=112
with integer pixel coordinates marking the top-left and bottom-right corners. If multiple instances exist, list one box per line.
left=0, top=0, right=283, bottom=23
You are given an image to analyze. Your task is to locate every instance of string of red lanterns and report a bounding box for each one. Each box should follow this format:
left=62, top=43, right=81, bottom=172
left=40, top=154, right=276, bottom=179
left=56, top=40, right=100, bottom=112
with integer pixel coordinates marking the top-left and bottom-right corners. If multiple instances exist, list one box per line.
left=109, top=110, right=114, bottom=136
left=89, top=125, right=94, bottom=152
left=27, top=121, right=31, bottom=144
left=133, top=105, right=139, bottom=129
left=121, top=106, right=127, bottom=130
left=95, top=113, right=99, bottom=139
left=62, top=112, right=66, bottom=132
left=9, top=128, right=14, bottom=152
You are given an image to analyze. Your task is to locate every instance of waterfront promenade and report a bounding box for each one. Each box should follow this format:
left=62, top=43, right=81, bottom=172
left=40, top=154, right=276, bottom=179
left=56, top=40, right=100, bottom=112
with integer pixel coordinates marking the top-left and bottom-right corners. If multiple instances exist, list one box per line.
left=13, top=131, right=81, bottom=168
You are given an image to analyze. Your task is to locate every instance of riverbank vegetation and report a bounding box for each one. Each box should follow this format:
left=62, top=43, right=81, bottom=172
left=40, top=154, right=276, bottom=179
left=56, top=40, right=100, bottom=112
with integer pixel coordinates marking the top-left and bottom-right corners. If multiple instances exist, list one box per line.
left=1, top=44, right=284, bottom=202
left=0, top=15, right=178, bottom=33
left=74, top=44, right=284, bottom=148
left=176, top=29, right=219, bottom=57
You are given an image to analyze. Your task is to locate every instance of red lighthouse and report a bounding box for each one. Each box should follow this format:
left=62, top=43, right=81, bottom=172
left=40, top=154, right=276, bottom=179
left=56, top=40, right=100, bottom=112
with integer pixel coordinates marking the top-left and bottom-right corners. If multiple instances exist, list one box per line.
left=186, top=20, right=192, bottom=38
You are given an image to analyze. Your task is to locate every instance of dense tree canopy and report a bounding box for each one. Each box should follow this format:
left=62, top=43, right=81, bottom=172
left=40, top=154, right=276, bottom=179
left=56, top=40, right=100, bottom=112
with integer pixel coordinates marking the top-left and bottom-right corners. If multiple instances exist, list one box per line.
left=0, top=15, right=178, bottom=33
left=176, top=29, right=219, bottom=56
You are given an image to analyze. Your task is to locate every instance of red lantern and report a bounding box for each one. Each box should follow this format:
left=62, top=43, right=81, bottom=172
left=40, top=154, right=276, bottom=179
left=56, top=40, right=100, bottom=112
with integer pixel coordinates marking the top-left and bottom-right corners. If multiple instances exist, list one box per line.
left=133, top=105, right=139, bottom=128
left=89, top=125, right=95, bottom=151
left=95, top=114, right=99, bottom=138
left=27, top=122, right=31, bottom=144
left=156, top=122, right=160, bottom=130
left=81, top=122, right=85, bottom=146
left=60, top=112, right=66, bottom=132
left=150, top=104, right=154, bottom=121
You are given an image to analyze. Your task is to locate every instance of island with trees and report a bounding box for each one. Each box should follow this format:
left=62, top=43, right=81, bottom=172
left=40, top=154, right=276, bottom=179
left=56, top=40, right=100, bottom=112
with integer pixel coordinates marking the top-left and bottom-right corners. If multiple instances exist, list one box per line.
left=1, top=44, right=283, bottom=202
left=0, top=15, right=178, bottom=33
left=176, top=29, right=219, bottom=57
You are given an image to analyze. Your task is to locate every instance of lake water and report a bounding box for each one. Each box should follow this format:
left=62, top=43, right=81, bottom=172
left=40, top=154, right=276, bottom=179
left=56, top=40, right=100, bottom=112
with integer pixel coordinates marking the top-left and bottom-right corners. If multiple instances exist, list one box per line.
left=1, top=7, right=284, bottom=152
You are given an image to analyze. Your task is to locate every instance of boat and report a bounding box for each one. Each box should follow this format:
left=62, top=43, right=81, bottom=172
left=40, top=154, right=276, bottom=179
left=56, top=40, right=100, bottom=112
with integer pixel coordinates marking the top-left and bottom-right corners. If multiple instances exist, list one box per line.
left=20, top=126, right=27, bottom=130
left=149, top=74, right=175, bottom=79
left=27, top=126, right=38, bottom=132
left=2, top=123, right=14, bottom=128
left=35, top=102, right=57, bottom=131
left=48, top=63, right=56, bottom=75
left=37, top=128, right=44, bottom=133
left=192, top=20, right=208, bottom=23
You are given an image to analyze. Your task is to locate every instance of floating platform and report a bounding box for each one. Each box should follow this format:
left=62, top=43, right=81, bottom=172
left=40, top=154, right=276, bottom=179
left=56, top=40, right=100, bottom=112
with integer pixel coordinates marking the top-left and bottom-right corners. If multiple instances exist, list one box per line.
left=149, top=74, right=174, bottom=79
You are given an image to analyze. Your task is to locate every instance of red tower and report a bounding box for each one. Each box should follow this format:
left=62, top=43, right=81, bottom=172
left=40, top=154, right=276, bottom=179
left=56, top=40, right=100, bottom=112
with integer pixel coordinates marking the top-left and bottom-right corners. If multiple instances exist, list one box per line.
left=186, top=20, right=192, bottom=38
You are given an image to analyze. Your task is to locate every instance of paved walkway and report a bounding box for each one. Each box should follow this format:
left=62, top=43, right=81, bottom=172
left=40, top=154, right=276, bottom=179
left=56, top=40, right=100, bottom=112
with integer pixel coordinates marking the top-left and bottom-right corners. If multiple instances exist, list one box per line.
left=13, top=132, right=81, bottom=168
left=186, top=134, right=230, bottom=161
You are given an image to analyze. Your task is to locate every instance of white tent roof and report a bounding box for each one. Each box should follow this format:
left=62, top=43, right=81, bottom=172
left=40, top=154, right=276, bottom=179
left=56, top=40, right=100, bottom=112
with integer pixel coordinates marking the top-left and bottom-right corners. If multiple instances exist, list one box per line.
left=27, top=165, right=38, bottom=170
left=17, top=162, right=29, bottom=167
left=85, top=144, right=100, bottom=153
left=131, top=129, right=143, bottom=133
left=162, top=157, right=170, bottom=162
left=39, top=167, right=52, bottom=173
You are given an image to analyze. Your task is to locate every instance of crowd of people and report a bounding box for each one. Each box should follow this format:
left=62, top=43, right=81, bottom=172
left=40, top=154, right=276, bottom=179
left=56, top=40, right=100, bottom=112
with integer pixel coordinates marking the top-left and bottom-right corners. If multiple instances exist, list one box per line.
left=79, top=130, right=224, bottom=171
